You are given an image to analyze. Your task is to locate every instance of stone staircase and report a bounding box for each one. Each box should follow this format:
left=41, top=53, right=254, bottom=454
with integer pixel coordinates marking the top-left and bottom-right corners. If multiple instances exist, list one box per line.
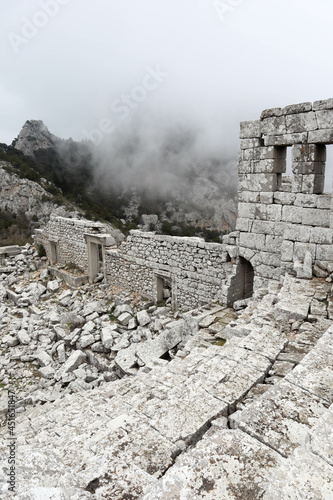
left=0, top=275, right=332, bottom=499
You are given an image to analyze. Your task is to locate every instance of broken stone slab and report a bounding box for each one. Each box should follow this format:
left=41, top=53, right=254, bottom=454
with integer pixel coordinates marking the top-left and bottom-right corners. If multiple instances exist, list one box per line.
left=285, top=332, right=333, bottom=404
left=39, top=366, right=55, bottom=379
left=47, top=280, right=60, bottom=293
left=274, top=296, right=311, bottom=322
left=113, top=304, right=132, bottom=318
left=230, top=379, right=329, bottom=458
left=34, top=350, right=53, bottom=367
left=307, top=404, right=333, bottom=466
left=137, top=310, right=151, bottom=326
left=142, top=429, right=283, bottom=500
left=76, top=334, right=95, bottom=349
left=263, top=447, right=333, bottom=500
left=114, top=343, right=139, bottom=375
left=136, top=321, right=183, bottom=366
left=118, top=312, right=132, bottom=326
left=198, top=314, right=216, bottom=328
left=83, top=301, right=103, bottom=317
left=100, top=326, right=114, bottom=350
left=60, top=350, right=86, bottom=374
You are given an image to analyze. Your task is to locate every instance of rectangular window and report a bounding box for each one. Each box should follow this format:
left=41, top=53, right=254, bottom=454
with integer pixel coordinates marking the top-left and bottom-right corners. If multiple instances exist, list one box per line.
left=324, top=145, right=333, bottom=193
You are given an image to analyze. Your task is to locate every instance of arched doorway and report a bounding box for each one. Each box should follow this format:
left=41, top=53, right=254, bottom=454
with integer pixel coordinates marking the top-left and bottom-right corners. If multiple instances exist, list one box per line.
left=226, top=256, right=254, bottom=306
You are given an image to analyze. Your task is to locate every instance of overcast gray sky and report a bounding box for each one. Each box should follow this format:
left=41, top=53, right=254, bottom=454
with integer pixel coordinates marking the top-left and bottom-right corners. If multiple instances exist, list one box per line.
left=1, top=0, right=333, bottom=155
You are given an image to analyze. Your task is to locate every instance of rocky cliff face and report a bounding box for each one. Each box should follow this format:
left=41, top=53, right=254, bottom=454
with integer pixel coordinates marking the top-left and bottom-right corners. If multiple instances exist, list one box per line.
left=13, top=120, right=57, bottom=157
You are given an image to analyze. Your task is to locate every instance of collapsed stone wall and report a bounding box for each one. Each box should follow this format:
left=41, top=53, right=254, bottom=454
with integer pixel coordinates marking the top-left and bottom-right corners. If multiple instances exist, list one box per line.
left=35, top=216, right=115, bottom=273
left=105, top=230, right=227, bottom=310
left=226, top=99, right=333, bottom=291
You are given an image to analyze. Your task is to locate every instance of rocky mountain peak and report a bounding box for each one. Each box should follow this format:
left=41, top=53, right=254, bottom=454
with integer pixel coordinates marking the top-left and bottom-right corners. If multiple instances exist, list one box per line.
left=13, top=120, right=57, bottom=157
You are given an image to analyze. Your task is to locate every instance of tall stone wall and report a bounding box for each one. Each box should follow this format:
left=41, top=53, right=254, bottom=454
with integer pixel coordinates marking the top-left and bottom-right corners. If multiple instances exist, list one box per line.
left=227, top=99, right=333, bottom=290
left=105, top=231, right=227, bottom=310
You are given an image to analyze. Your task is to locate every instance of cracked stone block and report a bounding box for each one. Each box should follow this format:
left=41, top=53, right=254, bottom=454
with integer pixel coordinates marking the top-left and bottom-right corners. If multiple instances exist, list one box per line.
left=230, top=379, right=329, bottom=458
left=142, top=429, right=283, bottom=500
left=263, top=447, right=333, bottom=500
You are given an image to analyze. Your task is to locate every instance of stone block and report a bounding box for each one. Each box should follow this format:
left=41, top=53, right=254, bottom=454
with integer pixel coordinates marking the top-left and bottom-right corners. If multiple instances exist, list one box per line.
left=230, top=380, right=327, bottom=457
left=137, top=310, right=151, bottom=326
left=240, top=174, right=278, bottom=192
left=292, top=144, right=326, bottom=162
left=61, top=350, right=86, bottom=374
left=240, top=138, right=263, bottom=149
left=238, top=202, right=256, bottom=219
left=261, top=107, right=283, bottom=118
left=302, top=174, right=325, bottom=195
left=238, top=160, right=253, bottom=174
left=294, top=242, right=316, bottom=260
left=261, top=116, right=287, bottom=135
left=281, top=206, right=304, bottom=223
left=143, top=429, right=283, bottom=500
left=266, top=204, right=282, bottom=221
left=265, top=236, right=283, bottom=253
left=310, top=227, right=333, bottom=244
left=313, top=98, right=333, bottom=110
left=302, top=208, right=330, bottom=227
left=316, top=245, right=333, bottom=261
left=280, top=240, right=294, bottom=262
left=264, top=133, right=307, bottom=146
left=239, top=232, right=265, bottom=251
left=308, top=129, right=333, bottom=144
left=251, top=220, right=278, bottom=235
left=240, top=120, right=261, bottom=139
left=294, top=193, right=317, bottom=208
left=252, top=159, right=285, bottom=174
left=282, top=102, right=312, bottom=115
left=292, top=161, right=325, bottom=175
left=35, top=350, right=53, bottom=367
left=259, top=192, right=274, bottom=204
left=235, top=218, right=252, bottom=232
left=283, top=224, right=311, bottom=243
left=273, top=192, right=296, bottom=205
left=238, top=190, right=260, bottom=203
left=263, top=447, right=333, bottom=500
left=317, top=195, right=331, bottom=209
left=285, top=112, right=318, bottom=133
left=315, top=109, right=333, bottom=129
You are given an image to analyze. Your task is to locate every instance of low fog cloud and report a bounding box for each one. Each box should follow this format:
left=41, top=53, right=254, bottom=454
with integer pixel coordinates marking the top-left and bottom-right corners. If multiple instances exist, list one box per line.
left=89, top=109, right=238, bottom=200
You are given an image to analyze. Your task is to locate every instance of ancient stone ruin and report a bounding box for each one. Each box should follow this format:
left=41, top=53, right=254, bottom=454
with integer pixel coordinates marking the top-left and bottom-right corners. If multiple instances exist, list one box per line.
left=0, top=99, right=333, bottom=499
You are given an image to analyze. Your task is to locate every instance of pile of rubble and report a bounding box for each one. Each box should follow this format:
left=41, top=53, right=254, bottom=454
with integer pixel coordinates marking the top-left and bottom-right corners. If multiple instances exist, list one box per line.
left=0, top=244, right=235, bottom=416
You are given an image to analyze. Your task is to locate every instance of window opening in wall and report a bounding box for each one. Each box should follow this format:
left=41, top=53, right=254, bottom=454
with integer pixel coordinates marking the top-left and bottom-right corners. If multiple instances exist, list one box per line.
left=284, top=146, right=293, bottom=175
left=324, top=145, right=333, bottom=193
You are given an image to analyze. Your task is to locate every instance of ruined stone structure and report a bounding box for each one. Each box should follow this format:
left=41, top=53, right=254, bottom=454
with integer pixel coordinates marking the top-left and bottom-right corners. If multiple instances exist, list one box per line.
left=37, top=99, right=333, bottom=311
left=35, top=216, right=117, bottom=282
left=226, top=98, right=333, bottom=298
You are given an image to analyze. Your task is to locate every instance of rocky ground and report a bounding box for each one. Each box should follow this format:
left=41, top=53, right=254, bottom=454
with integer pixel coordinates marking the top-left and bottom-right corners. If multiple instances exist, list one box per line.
left=0, top=244, right=234, bottom=418
left=0, top=244, right=332, bottom=498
